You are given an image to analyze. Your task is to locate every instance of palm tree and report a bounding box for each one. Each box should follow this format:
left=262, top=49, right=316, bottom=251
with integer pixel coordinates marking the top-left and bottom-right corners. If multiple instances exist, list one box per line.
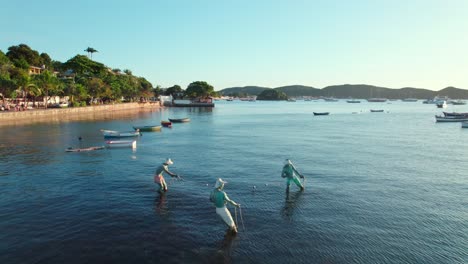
left=84, top=47, right=98, bottom=59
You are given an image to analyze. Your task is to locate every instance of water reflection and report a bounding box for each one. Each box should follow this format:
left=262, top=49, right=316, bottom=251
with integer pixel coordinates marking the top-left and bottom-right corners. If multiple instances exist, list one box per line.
left=281, top=190, right=304, bottom=222
left=154, top=192, right=168, bottom=216
left=186, top=107, right=213, bottom=113
left=213, top=229, right=237, bottom=263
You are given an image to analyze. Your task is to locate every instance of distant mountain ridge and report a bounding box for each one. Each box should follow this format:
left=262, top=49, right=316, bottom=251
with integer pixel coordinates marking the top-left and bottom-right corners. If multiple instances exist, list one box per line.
left=219, top=84, right=468, bottom=99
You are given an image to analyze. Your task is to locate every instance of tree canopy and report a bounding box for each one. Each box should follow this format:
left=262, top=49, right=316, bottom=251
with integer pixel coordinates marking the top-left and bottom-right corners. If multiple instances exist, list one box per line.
left=185, top=81, right=215, bottom=98
left=0, top=43, right=158, bottom=106
left=257, top=89, right=288, bottom=100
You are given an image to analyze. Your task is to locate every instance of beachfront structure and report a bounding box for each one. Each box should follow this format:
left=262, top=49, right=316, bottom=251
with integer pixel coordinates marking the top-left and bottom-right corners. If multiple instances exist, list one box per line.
left=29, top=66, right=45, bottom=75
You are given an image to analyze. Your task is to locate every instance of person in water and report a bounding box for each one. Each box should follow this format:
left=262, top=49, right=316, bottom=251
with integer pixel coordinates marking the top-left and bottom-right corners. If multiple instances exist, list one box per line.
left=154, top=158, right=179, bottom=192
left=281, top=159, right=304, bottom=191
left=210, top=178, right=240, bottom=234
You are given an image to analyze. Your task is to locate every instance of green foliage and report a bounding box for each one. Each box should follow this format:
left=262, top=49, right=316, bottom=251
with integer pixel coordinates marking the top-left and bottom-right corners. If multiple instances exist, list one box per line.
left=257, top=89, right=288, bottom=100
left=6, top=44, right=44, bottom=67
left=220, top=86, right=269, bottom=96
left=164, top=85, right=183, bottom=96
left=0, top=50, right=10, bottom=65
left=2, top=43, right=156, bottom=103
left=185, top=81, right=215, bottom=98
left=63, top=55, right=106, bottom=76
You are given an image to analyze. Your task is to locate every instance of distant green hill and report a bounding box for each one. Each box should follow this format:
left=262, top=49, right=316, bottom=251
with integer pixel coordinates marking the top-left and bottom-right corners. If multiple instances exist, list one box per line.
left=219, top=84, right=468, bottom=99
left=218, top=86, right=269, bottom=97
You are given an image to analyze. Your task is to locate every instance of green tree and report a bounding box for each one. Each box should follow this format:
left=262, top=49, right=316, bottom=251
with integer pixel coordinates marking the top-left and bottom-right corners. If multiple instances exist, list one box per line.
left=6, top=44, right=43, bottom=67
left=185, top=81, right=215, bottom=98
left=63, top=55, right=106, bottom=76
left=84, top=47, right=98, bottom=59
left=40, top=53, right=52, bottom=69
left=164, top=85, right=183, bottom=97
left=33, top=70, right=60, bottom=108
left=257, top=89, right=288, bottom=100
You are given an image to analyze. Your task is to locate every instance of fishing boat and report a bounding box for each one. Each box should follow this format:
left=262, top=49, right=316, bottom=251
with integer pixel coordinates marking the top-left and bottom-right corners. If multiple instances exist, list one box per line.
left=462, top=122, right=468, bottom=128
left=169, top=118, right=191, bottom=123
left=101, top=129, right=141, bottom=138
left=313, top=112, right=330, bottom=116
left=435, top=115, right=468, bottom=122
left=161, top=121, right=172, bottom=128
left=443, top=112, right=468, bottom=117
left=370, top=109, right=384, bottom=112
left=402, top=98, right=418, bottom=102
left=66, top=146, right=105, bottom=152
left=132, top=125, right=162, bottom=132
left=367, top=98, right=387, bottom=102
left=105, top=140, right=137, bottom=149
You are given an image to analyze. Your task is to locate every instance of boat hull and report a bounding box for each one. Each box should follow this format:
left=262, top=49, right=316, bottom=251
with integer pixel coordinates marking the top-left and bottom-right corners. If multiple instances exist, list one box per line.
left=435, top=115, right=468, bottom=122
left=133, top=125, right=162, bottom=132
left=169, top=118, right=190, bottom=123
left=161, top=121, right=172, bottom=127
left=313, top=112, right=330, bottom=116
left=66, top=146, right=105, bottom=152
left=105, top=140, right=137, bottom=148
left=101, top=129, right=141, bottom=138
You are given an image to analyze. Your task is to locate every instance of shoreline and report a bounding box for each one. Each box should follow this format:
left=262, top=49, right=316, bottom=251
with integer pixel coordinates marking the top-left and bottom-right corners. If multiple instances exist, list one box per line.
left=0, top=102, right=162, bottom=127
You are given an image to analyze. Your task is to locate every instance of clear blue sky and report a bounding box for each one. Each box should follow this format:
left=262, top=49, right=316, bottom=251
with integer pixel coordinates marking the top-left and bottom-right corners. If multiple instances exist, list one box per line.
left=2, top=0, right=467, bottom=91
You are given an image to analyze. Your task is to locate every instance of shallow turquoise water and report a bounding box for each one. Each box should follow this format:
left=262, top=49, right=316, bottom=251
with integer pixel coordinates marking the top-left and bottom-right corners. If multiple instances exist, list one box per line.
left=0, top=100, right=467, bottom=263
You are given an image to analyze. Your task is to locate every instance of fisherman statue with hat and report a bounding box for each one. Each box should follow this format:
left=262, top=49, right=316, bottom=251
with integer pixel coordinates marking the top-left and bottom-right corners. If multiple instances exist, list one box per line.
left=281, top=159, right=305, bottom=192
left=210, top=178, right=240, bottom=234
left=154, top=158, right=179, bottom=192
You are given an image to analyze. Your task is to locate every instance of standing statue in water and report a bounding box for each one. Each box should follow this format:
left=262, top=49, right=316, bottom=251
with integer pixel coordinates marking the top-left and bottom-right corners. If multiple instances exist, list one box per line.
left=210, top=178, right=240, bottom=234
left=281, top=159, right=305, bottom=192
left=154, top=158, right=179, bottom=193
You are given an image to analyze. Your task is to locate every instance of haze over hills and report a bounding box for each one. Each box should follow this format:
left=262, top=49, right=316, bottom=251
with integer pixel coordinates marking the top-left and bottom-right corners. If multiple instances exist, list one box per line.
left=219, top=84, right=468, bottom=99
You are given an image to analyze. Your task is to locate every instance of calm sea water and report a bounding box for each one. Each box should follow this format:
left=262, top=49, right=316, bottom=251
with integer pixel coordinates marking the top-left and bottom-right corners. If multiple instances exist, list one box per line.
left=0, top=100, right=467, bottom=264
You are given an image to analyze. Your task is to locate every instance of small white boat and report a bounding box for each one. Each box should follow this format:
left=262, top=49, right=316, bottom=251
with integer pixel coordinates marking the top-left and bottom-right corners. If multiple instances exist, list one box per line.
left=101, top=129, right=141, bottom=138
left=462, top=122, right=468, bottom=128
left=105, top=140, right=137, bottom=149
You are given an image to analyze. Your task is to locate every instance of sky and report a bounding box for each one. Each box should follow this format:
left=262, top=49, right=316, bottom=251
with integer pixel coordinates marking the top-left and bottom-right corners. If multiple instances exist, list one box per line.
left=1, top=0, right=468, bottom=91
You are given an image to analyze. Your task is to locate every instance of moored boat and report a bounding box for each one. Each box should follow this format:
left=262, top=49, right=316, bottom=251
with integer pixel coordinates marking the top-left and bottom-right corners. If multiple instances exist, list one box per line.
left=169, top=118, right=191, bottom=123
left=443, top=112, right=468, bottom=117
left=105, top=140, right=137, bottom=149
left=370, top=109, right=384, bottom=112
left=346, top=99, right=361, bottom=103
left=161, top=121, right=172, bottom=127
left=436, top=101, right=447, bottom=108
left=462, top=122, right=468, bottom=128
left=101, top=129, right=142, bottom=138
left=451, top=100, right=466, bottom=105
left=313, top=112, right=330, bottom=116
left=133, top=125, right=162, bottom=132
left=367, top=98, right=387, bottom=102
left=66, top=146, right=105, bottom=152
left=435, top=115, right=468, bottom=122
